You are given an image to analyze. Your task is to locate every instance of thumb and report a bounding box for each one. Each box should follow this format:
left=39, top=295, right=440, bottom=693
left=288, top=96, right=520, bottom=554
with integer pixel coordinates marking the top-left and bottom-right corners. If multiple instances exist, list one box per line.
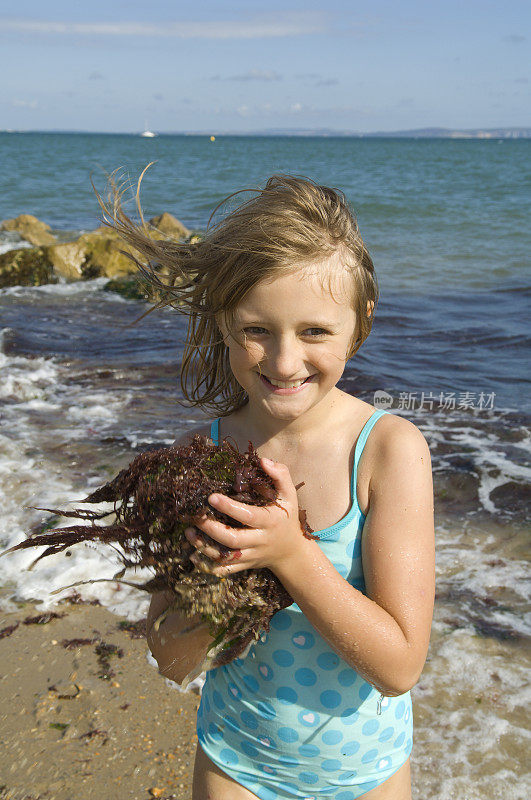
left=260, top=457, right=296, bottom=497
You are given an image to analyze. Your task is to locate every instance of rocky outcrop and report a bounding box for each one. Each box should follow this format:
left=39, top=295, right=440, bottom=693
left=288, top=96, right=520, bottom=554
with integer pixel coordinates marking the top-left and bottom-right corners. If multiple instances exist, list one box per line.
left=0, top=247, right=57, bottom=289
left=0, top=213, right=196, bottom=290
left=103, top=275, right=148, bottom=301
left=149, top=212, right=190, bottom=240
left=46, top=241, right=88, bottom=280
left=0, top=214, right=57, bottom=247
left=49, top=228, right=140, bottom=280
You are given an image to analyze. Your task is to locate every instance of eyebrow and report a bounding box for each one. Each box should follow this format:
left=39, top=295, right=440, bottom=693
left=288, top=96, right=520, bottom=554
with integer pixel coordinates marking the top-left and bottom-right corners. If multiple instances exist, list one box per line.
left=237, top=318, right=342, bottom=329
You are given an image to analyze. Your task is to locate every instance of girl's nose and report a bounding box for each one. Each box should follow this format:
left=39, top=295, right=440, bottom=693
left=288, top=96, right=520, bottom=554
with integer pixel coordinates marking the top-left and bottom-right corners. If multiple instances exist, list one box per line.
left=265, top=335, right=305, bottom=379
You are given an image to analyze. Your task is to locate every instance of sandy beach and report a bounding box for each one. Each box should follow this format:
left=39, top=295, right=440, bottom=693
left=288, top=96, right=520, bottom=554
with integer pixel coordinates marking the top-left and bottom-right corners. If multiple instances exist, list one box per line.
left=0, top=593, right=200, bottom=800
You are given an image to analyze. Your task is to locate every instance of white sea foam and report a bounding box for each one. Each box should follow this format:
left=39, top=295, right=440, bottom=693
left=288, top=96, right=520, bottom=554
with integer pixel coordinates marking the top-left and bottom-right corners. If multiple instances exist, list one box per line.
left=0, top=276, right=112, bottom=298
left=422, top=414, right=531, bottom=516
left=452, top=426, right=530, bottom=513
left=0, top=340, right=148, bottom=619
left=413, top=626, right=531, bottom=799
left=0, top=232, right=33, bottom=255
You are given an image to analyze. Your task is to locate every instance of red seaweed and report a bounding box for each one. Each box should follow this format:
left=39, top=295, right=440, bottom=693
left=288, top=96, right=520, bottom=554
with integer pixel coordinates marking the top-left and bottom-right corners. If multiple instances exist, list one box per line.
left=23, top=612, right=66, bottom=625
left=2, top=434, right=316, bottom=670
left=0, top=622, right=19, bottom=639
left=60, top=637, right=96, bottom=649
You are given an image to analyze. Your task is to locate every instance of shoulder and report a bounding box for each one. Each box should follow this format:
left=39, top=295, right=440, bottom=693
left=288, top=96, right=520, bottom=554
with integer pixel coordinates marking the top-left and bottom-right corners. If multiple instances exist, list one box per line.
left=172, top=420, right=215, bottom=448
left=374, top=411, right=431, bottom=457
left=367, top=411, right=432, bottom=490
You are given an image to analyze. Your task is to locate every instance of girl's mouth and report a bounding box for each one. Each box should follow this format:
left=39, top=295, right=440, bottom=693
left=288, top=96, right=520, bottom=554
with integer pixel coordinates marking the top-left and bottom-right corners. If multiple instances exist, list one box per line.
left=258, top=374, right=315, bottom=395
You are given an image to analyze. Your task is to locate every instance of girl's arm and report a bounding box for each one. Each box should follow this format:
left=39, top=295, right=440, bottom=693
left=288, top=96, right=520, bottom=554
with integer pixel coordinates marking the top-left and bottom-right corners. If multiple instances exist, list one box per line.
left=146, top=590, right=213, bottom=685
left=186, top=415, right=435, bottom=696
left=271, top=419, right=435, bottom=696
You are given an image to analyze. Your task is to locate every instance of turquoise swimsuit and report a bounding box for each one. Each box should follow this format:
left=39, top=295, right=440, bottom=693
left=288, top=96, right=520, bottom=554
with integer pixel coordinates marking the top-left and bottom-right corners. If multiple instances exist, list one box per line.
left=197, top=409, right=413, bottom=799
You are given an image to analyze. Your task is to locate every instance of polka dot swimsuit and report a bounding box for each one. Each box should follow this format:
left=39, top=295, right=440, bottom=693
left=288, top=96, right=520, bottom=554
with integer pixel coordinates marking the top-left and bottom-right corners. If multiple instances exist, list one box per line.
left=197, top=409, right=413, bottom=799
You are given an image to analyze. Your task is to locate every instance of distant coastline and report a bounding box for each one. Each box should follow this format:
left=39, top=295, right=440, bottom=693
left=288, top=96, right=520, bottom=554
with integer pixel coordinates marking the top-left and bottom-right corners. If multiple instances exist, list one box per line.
left=1, top=127, right=530, bottom=138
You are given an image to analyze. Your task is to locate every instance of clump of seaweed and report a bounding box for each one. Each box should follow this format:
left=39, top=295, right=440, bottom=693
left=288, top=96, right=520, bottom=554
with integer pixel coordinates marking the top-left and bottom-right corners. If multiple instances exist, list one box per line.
left=3, top=435, right=315, bottom=682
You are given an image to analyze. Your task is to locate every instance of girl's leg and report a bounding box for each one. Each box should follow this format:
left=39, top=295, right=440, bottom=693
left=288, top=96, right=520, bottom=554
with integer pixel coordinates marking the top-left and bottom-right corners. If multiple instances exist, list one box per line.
left=192, top=742, right=261, bottom=800
left=361, top=757, right=412, bottom=800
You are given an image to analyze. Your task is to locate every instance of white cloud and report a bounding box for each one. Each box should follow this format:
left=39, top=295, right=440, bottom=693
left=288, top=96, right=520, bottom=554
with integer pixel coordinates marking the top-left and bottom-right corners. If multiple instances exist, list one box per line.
left=290, top=102, right=303, bottom=112
left=214, top=69, right=282, bottom=82
left=0, top=13, right=325, bottom=40
left=12, top=99, right=38, bottom=109
left=296, top=73, right=339, bottom=87
left=315, top=78, right=339, bottom=87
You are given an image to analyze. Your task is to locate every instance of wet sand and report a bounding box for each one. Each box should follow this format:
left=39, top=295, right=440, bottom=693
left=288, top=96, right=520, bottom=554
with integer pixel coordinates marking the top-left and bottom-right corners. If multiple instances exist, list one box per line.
left=1, top=514, right=529, bottom=800
left=0, top=596, right=200, bottom=800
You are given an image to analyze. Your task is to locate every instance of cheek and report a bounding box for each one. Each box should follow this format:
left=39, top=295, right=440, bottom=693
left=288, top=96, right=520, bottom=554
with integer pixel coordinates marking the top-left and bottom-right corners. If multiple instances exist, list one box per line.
left=229, top=340, right=264, bottom=370
left=313, top=346, right=348, bottom=375
left=245, top=341, right=265, bottom=362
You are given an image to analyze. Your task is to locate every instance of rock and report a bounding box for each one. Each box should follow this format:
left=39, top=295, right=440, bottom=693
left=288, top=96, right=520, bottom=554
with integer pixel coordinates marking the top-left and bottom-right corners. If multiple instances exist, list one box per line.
left=103, top=275, right=148, bottom=301
left=489, top=481, right=530, bottom=520
left=46, top=241, right=87, bottom=280
left=433, top=464, right=480, bottom=515
left=75, top=230, right=139, bottom=279
left=0, top=246, right=57, bottom=288
left=45, top=229, right=139, bottom=280
left=0, top=232, right=139, bottom=287
left=186, top=231, right=204, bottom=244
left=103, top=271, right=187, bottom=303
left=0, top=214, right=196, bottom=287
left=1, top=214, right=56, bottom=247
left=149, top=212, right=190, bottom=240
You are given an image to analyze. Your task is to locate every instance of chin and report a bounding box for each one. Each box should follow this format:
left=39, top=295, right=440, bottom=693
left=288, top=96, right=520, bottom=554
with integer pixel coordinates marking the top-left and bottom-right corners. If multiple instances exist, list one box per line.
left=263, top=399, right=317, bottom=419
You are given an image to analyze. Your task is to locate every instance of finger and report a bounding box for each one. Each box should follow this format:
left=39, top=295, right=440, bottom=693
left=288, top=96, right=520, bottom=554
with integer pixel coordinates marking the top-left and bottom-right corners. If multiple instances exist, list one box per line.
left=189, top=547, right=243, bottom=572
left=184, top=527, right=222, bottom=561
left=207, top=493, right=265, bottom=527
left=192, top=514, right=259, bottom=549
left=190, top=552, right=219, bottom=574
left=211, top=560, right=247, bottom=578
left=259, top=458, right=297, bottom=501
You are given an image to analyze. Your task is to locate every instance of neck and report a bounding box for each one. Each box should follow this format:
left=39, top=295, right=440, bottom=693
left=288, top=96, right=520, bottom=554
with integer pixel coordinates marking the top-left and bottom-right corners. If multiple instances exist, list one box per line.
left=235, top=388, right=345, bottom=451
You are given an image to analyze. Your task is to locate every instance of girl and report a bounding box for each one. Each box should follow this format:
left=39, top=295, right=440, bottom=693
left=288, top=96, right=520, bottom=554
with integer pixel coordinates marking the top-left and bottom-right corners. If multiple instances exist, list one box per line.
left=111, top=174, right=435, bottom=799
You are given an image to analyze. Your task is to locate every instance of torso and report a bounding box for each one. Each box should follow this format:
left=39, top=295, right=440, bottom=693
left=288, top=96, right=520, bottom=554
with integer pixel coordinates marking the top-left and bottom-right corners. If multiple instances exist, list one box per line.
left=195, top=398, right=414, bottom=796
left=188, top=392, right=391, bottom=530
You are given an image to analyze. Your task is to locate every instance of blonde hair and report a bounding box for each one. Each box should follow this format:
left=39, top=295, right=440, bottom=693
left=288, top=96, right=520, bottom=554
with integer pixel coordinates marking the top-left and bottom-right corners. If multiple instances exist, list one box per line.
left=98, top=170, right=379, bottom=416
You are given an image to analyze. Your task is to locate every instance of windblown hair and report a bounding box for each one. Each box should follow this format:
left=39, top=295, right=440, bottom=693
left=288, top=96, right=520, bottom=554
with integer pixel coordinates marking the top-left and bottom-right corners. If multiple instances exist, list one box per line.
left=96, top=167, right=379, bottom=416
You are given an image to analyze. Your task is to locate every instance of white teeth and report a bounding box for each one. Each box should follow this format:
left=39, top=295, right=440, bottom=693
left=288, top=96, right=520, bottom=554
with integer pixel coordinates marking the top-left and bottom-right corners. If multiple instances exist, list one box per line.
left=266, top=376, right=308, bottom=388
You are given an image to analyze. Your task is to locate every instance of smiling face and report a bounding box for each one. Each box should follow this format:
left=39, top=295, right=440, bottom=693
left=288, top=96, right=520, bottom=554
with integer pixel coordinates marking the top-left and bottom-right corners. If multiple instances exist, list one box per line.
left=217, top=256, right=359, bottom=424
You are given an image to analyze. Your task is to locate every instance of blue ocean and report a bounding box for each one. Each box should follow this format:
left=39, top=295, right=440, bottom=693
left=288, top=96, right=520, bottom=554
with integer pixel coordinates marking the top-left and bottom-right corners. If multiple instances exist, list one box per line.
left=0, top=133, right=529, bottom=799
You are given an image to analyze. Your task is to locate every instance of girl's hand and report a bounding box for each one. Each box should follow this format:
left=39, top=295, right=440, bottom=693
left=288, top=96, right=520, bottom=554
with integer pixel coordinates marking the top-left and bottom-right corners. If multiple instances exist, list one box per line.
left=184, top=457, right=309, bottom=577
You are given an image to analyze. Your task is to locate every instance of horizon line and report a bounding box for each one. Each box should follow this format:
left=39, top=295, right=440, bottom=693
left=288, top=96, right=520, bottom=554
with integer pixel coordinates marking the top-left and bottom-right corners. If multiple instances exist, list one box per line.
left=1, top=126, right=530, bottom=138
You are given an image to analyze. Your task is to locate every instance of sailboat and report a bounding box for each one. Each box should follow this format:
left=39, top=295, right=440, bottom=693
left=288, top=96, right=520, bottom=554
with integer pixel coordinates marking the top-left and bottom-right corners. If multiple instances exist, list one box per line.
left=141, top=121, right=157, bottom=138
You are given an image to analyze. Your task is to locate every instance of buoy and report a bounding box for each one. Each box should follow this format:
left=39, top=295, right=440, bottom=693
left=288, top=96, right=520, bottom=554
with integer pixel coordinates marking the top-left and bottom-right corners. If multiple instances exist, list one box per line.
left=210, top=135, right=216, bottom=142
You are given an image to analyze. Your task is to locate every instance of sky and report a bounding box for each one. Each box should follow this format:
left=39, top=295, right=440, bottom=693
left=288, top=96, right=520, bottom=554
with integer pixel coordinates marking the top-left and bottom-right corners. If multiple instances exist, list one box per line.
left=1, top=0, right=529, bottom=133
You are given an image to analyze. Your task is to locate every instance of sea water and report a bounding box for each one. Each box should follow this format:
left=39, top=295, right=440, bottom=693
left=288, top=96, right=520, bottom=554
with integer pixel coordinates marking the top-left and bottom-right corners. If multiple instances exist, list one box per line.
left=0, top=133, right=529, bottom=799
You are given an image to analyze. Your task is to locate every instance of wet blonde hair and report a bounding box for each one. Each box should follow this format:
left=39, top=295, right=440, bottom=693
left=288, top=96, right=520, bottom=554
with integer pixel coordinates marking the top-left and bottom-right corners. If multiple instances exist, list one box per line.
left=98, top=170, right=378, bottom=416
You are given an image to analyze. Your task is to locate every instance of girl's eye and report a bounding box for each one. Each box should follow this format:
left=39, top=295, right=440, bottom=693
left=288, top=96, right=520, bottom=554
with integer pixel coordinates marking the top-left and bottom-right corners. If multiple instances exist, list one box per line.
left=243, top=327, right=267, bottom=336
left=305, top=328, right=329, bottom=337
left=242, top=327, right=329, bottom=337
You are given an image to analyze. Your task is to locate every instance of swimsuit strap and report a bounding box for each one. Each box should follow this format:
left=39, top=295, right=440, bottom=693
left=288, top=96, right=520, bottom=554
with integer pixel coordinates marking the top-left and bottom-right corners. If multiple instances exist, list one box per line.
left=350, top=409, right=390, bottom=505
left=210, top=409, right=390, bottom=491
left=210, top=417, right=220, bottom=445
